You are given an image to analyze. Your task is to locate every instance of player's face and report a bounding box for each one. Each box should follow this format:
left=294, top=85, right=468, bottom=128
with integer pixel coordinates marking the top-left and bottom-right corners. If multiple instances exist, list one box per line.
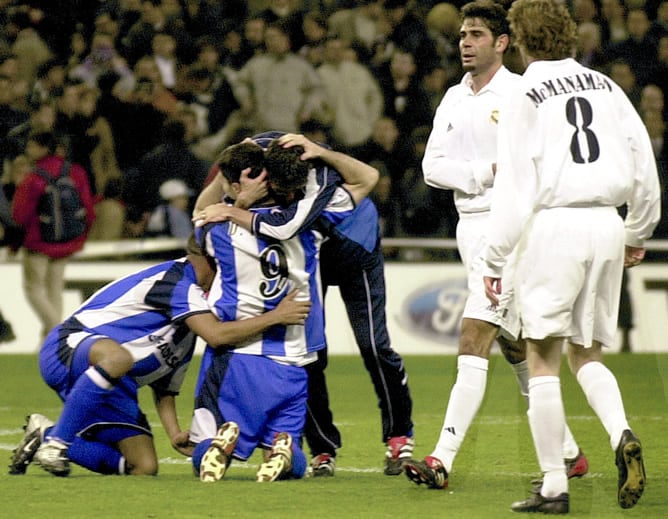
left=459, top=18, right=502, bottom=76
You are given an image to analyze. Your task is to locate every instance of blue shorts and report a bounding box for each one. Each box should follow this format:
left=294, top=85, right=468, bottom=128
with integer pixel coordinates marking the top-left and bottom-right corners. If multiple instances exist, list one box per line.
left=190, top=350, right=308, bottom=460
left=39, top=328, right=150, bottom=439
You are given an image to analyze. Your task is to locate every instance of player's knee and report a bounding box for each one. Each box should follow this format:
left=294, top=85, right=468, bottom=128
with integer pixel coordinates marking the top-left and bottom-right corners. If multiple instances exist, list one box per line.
left=459, top=333, right=490, bottom=357
left=127, top=458, right=158, bottom=476
left=93, top=342, right=134, bottom=378
left=498, top=337, right=526, bottom=364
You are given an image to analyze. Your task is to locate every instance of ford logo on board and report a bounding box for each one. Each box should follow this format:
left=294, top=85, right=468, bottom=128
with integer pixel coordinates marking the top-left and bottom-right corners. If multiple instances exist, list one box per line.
left=396, top=278, right=469, bottom=348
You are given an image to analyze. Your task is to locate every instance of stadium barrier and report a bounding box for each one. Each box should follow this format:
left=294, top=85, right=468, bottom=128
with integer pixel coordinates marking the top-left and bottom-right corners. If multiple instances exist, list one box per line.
left=1, top=238, right=667, bottom=354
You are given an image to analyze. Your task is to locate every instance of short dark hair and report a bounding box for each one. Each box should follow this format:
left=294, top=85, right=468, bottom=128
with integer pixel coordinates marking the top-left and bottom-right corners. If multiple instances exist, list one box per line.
left=264, top=140, right=310, bottom=198
left=461, top=1, right=510, bottom=39
left=216, top=142, right=265, bottom=183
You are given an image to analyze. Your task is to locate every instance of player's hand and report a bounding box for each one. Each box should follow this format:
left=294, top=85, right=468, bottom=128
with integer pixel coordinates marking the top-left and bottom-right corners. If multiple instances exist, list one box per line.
left=624, top=245, right=646, bottom=268
left=275, top=289, right=312, bottom=325
left=171, top=430, right=195, bottom=457
left=484, top=276, right=502, bottom=306
left=192, top=203, right=232, bottom=227
left=278, top=133, right=322, bottom=161
left=237, top=167, right=268, bottom=208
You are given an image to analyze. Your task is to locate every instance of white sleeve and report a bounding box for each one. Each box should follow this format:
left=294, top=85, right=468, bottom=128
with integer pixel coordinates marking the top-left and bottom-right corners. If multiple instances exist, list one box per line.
left=483, top=88, right=536, bottom=277
left=620, top=95, right=661, bottom=246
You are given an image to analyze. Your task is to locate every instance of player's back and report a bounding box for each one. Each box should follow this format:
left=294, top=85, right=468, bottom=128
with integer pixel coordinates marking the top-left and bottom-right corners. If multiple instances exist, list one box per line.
left=514, top=58, right=648, bottom=209
left=51, top=258, right=207, bottom=388
left=201, top=213, right=326, bottom=362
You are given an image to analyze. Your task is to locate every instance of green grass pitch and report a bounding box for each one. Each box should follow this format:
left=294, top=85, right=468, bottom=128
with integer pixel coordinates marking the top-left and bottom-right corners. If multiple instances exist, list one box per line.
left=1, top=353, right=667, bottom=518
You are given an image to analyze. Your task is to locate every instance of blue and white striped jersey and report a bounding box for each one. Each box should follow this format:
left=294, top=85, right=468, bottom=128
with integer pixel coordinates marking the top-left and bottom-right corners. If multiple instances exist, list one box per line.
left=199, top=205, right=333, bottom=365
left=58, top=258, right=210, bottom=392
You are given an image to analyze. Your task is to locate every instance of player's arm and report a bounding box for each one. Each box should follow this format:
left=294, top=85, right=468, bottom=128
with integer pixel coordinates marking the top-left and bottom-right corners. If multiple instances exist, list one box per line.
left=277, top=133, right=379, bottom=204
left=153, top=389, right=193, bottom=456
left=184, top=290, right=311, bottom=347
left=194, top=175, right=225, bottom=215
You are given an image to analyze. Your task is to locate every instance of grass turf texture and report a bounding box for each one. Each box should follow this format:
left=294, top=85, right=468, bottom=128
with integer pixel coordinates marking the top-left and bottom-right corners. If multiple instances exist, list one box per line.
left=1, top=353, right=667, bottom=518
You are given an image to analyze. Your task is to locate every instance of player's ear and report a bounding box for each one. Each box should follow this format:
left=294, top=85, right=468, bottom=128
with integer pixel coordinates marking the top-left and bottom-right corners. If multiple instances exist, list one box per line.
left=496, top=34, right=509, bottom=53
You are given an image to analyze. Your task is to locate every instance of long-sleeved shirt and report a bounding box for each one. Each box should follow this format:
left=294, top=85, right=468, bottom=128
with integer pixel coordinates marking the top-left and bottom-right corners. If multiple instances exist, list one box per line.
left=422, top=66, right=520, bottom=215
left=484, top=58, right=661, bottom=276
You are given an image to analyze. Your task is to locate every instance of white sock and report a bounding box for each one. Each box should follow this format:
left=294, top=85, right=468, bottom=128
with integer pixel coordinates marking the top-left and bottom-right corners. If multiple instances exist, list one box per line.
left=576, top=361, right=629, bottom=450
left=515, top=360, right=579, bottom=459
left=561, top=424, right=580, bottom=460
left=527, top=376, right=567, bottom=498
left=431, top=355, right=488, bottom=473
left=511, top=360, right=530, bottom=404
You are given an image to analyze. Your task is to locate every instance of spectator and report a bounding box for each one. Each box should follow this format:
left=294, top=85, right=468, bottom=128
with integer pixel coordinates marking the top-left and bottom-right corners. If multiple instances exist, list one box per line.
left=232, top=15, right=267, bottom=70
left=425, top=2, right=463, bottom=81
left=177, top=64, right=239, bottom=138
left=353, top=116, right=413, bottom=237
left=5, top=100, right=56, bottom=163
left=114, top=55, right=180, bottom=116
left=640, top=83, right=665, bottom=118
left=422, top=64, right=449, bottom=115
left=0, top=172, right=23, bottom=257
left=87, top=177, right=126, bottom=241
left=234, top=20, right=327, bottom=134
left=66, top=27, right=88, bottom=70
left=69, top=32, right=132, bottom=89
left=6, top=9, right=52, bottom=90
left=648, top=0, right=668, bottom=44
left=317, top=36, right=383, bottom=150
left=328, top=1, right=384, bottom=56
left=256, top=0, right=308, bottom=52
left=600, top=0, right=628, bottom=49
left=192, top=36, right=234, bottom=94
left=2, top=154, right=31, bottom=205
left=104, top=75, right=168, bottom=172
left=608, top=59, right=642, bottom=109
left=52, top=80, right=100, bottom=192
left=78, top=85, right=122, bottom=195
left=124, top=119, right=209, bottom=228
left=11, top=131, right=95, bottom=341
left=28, top=58, right=66, bottom=108
left=376, top=47, right=434, bottom=138
left=299, top=11, right=329, bottom=67
left=396, top=125, right=457, bottom=247
left=122, top=0, right=194, bottom=67
left=375, top=0, right=440, bottom=78
left=607, top=7, right=658, bottom=86
left=145, top=178, right=194, bottom=239
left=0, top=52, right=30, bottom=111
left=0, top=71, right=29, bottom=167
left=573, top=0, right=600, bottom=25
left=576, top=21, right=608, bottom=71
left=93, top=10, right=123, bottom=50
left=150, top=32, right=178, bottom=90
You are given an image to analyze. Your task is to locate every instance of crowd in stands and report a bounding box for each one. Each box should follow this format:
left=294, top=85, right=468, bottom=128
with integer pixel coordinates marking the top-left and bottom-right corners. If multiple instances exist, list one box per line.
left=0, top=0, right=667, bottom=249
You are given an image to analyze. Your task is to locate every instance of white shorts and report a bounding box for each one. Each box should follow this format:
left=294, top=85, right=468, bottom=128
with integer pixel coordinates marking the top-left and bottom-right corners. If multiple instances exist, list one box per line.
left=457, top=212, right=520, bottom=341
left=517, top=207, right=624, bottom=348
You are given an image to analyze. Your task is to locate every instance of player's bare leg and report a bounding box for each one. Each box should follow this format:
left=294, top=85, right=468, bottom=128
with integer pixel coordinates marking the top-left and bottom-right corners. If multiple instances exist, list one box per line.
left=119, top=434, right=158, bottom=475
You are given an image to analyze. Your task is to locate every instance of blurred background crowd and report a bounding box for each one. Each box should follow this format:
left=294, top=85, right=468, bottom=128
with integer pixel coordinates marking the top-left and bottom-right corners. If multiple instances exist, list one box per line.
left=0, top=0, right=667, bottom=250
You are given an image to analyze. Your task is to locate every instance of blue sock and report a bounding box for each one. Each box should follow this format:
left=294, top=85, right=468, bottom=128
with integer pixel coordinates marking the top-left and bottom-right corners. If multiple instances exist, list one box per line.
left=191, top=439, right=212, bottom=474
left=290, top=443, right=307, bottom=479
left=68, top=437, right=125, bottom=475
left=49, top=366, right=114, bottom=443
